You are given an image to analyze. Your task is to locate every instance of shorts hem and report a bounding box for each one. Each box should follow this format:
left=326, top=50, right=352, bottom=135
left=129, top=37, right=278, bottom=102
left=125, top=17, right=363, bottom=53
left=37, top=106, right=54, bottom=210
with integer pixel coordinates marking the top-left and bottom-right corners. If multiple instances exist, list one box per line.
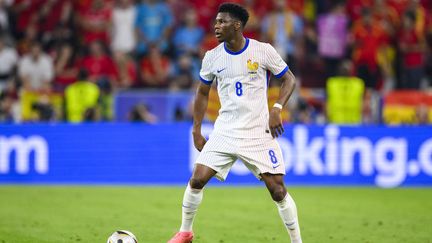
left=258, top=171, right=286, bottom=180
left=195, top=161, right=226, bottom=182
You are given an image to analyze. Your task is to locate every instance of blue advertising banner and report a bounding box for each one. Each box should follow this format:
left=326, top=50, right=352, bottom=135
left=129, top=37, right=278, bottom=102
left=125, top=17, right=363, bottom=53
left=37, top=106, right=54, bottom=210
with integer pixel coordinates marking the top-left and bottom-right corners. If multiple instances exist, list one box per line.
left=0, top=123, right=431, bottom=187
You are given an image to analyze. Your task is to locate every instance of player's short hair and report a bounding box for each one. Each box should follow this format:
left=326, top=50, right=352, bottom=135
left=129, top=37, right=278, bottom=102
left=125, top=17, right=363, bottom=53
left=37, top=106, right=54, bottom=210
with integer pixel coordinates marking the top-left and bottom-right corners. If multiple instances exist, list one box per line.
left=218, top=3, right=249, bottom=28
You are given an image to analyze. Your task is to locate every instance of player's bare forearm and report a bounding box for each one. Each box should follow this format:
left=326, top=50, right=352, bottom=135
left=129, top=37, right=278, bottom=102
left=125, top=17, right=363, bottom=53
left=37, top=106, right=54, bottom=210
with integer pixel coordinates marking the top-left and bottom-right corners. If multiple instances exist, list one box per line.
left=192, top=83, right=211, bottom=151
left=276, top=69, right=296, bottom=106
left=269, top=70, right=296, bottom=138
left=192, top=83, right=211, bottom=134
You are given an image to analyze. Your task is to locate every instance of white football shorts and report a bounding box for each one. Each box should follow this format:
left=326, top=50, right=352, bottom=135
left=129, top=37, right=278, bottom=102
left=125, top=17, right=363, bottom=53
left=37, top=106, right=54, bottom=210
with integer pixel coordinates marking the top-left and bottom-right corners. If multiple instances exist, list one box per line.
left=195, top=132, right=286, bottom=181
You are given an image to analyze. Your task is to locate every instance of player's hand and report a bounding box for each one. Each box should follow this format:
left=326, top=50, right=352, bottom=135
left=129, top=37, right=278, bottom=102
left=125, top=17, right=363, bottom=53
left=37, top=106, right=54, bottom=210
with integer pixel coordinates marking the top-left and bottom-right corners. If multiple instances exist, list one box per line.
left=193, top=132, right=207, bottom=152
left=269, top=107, right=284, bottom=138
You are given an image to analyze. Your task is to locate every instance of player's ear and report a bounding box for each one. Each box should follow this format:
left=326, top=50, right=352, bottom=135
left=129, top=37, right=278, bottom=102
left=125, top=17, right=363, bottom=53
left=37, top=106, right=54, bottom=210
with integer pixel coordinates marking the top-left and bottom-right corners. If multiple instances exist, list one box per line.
left=234, top=20, right=241, bottom=31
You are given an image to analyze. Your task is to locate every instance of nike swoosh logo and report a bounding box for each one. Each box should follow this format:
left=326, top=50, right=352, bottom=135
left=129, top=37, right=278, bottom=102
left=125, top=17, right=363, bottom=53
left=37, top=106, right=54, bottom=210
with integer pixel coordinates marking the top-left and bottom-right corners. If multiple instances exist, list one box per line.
left=273, top=164, right=280, bottom=169
left=285, top=222, right=295, bottom=227
left=285, top=222, right=296, bottom=230
left=217, top=68, right=226, bottom=73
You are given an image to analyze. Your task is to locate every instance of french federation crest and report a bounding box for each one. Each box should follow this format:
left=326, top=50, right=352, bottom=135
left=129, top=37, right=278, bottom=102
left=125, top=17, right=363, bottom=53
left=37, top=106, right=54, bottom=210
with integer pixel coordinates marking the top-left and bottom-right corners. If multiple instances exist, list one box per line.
left=247, top=59, right=259, bottom=79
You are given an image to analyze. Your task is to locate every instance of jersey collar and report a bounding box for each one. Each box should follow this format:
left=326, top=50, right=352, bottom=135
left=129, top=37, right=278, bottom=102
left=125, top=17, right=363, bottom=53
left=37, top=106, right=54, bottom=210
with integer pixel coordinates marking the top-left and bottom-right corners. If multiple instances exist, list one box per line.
left=224, top=38, right=249, bottom=55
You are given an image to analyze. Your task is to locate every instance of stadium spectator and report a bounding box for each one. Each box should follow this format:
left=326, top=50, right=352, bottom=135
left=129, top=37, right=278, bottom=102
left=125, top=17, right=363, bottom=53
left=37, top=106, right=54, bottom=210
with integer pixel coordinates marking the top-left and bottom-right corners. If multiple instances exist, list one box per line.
left=293, top=98, right=314, bottom=124
left=40, top=0, right=76, bottom=53
left=53, top=42, right=79, bottom=91
left=12, top=0, right=73, bottom=51
left=0, top=80, right=19, bottom=122
left=18, top=42, right=54, bottom=92
left=135, top=0, right=173, bottom=56
left=397, top=11, right=426, bottom=89
left=31, top=94, right=56, bottom=122
left=172, top=9, right=204, bottom=57
left=250, top=0, right=272, bottom=18
left=317, top=2, right=349, bottom=79
left=83, top=107, right=101, bottom=122
left=427, top=3, right=432, bottom=36
left=400, top=1, right=428, bottom=88
left=79, top=41, right=117, bottom=88
left=261, top=0, right=304, bottom=73
left=426, top=3, right=432, bottom=87
left=406, top=0, right=427, bottom=37
left=0, top=36, right=18, bottom=91
left=0, top=0, right=13, bottom=36
left=346, top=0, right=373, bottom=21
left=242, top=0, right=261, bottom=40
left=111, top=0, right=136, bottom=55
left=350, top=8, right=386, bottom=90
left=326, top=60, right=365, bottom=124
left=113, top=52, right=138, bottom=89
left=64, top=69, right=100, bottom=122
left=371, top=0, right=398, bottom=91
left=426, top=37, right=432, bottom=87
left=295, top=19, right=327, bottom=88
left=287, top=0, right=305, bottom=14
left=388, top=0, right=409, bottom=16
left=10, top=0, right=44, bottom=36
left=166, top=0, right=192, bottom=28
left=421, top=0, right=432, bottom=11
left=45, top=23, right=77, bottom=55
left=76, top=0, right=112, bottom=45
left=73, top=0, right=106, bottom=14
left=128, top=103, right=158, bottom=123
left=169, top=54, right=197, bottom=91
left=37, top=0, right=73, bottom=45
left=139, top=44, right=171, bottom=88
left=188, top=0, right=223, bottom=32
left=372, top=0, right=399, bottom=31
left=199, top=31, right=219, bottom=54
left=16, top=23, right=39, bottom=55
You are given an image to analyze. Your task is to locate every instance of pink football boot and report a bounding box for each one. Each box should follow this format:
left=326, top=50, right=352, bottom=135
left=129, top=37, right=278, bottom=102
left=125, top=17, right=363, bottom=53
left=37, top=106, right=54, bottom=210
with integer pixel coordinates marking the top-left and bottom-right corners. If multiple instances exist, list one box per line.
left=167, top=231, right=194, bottom=243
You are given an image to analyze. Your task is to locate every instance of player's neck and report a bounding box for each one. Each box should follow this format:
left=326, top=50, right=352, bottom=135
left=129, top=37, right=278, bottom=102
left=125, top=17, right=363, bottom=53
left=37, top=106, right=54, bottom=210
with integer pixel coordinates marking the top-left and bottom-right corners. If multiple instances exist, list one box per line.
left=224, top=35, right=246, bottom=53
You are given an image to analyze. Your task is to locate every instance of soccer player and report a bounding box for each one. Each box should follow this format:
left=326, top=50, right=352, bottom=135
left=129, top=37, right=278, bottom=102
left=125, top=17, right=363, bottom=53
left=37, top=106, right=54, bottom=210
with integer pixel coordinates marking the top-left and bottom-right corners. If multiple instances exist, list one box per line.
left=168, top=3, right=302, bottom=243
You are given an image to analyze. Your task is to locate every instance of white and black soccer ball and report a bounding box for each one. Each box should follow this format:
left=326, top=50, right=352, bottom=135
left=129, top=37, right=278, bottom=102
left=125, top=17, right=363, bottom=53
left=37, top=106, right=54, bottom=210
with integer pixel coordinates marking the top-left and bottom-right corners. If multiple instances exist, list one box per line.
left=107, top=230, right=138, bottom=243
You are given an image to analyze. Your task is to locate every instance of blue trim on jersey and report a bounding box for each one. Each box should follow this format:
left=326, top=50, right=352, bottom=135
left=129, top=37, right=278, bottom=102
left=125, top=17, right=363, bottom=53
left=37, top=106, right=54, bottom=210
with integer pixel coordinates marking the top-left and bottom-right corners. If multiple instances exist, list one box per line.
left=199, top=76, right=213, bottom=85
left=224, top=38, right=249, bottom=55
left=266, top=70, right=270, bottom=86
left=275, top=66, right=289, bottom=78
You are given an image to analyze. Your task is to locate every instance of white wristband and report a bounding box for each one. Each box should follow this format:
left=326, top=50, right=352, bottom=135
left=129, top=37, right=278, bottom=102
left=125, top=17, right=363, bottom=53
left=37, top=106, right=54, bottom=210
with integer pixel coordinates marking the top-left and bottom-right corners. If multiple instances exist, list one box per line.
left=273, top=103, right=283, bottom=109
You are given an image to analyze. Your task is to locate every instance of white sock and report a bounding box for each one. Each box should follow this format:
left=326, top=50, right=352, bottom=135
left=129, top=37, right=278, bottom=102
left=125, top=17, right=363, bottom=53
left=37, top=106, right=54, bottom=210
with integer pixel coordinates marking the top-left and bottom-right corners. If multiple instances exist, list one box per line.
left=275, top=193, right=302, bottom=243
left=179, top=184, right=203, bottom=232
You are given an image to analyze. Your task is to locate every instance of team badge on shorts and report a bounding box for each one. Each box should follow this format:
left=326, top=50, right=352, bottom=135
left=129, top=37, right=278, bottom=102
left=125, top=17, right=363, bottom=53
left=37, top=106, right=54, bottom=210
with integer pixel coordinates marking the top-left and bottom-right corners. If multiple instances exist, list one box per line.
left=247, top=59, right=259, bottom=80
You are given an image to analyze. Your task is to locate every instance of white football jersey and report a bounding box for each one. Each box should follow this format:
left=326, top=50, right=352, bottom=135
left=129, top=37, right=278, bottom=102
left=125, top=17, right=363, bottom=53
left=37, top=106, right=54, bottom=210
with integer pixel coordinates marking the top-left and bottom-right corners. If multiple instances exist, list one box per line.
left=199, top=38, right=289, bottom=138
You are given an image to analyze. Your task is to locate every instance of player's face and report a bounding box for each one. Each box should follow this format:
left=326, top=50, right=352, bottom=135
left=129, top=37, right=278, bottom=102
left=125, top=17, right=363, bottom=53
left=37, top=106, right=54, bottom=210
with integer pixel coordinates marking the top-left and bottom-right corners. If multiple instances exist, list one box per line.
left=214, top=12, right=239, bottom=42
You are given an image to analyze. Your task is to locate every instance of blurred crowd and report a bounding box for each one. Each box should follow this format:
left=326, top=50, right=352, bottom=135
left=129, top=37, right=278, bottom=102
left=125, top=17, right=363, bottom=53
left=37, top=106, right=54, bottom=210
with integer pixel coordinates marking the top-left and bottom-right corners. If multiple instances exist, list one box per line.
left=0, top=0, right=431, bottom=124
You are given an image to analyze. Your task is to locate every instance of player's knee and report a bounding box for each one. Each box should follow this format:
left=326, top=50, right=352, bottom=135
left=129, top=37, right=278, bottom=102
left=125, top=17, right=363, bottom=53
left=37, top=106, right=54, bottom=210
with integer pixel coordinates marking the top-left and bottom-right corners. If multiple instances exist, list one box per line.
left=189, top=177, right=206, bottom=189
left=270, top=186, right=287, bottom=202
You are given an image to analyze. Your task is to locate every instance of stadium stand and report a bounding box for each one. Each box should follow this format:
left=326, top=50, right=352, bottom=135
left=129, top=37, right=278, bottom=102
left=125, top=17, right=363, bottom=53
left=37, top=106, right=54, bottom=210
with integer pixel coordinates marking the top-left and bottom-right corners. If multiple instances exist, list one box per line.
left=0, top=0, right=431, bottom=124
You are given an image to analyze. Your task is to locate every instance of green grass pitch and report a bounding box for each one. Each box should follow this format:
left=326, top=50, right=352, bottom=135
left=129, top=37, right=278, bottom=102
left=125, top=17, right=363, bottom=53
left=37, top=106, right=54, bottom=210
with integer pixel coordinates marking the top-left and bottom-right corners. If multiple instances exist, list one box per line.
left=0, top=186, right=431, bottom=243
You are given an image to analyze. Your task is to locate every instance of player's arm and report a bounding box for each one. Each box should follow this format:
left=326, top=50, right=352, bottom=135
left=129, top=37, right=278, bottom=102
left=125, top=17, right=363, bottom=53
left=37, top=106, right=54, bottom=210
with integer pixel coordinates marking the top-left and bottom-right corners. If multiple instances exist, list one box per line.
left=269, top=69, right=296, bottom=138
left=192, top=82, right=212, bottom=151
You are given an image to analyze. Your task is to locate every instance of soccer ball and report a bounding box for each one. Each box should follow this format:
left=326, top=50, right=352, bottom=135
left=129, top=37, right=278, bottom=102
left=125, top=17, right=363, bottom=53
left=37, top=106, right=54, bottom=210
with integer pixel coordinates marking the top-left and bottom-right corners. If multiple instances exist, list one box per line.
left=107, top=230, right=138, bottom=243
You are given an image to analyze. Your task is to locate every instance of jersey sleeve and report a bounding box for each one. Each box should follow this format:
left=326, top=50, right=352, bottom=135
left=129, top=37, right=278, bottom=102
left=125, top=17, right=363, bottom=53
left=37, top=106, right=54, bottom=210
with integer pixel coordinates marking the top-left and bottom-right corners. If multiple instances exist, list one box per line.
left=199, top=51, right=215, bottom=85
left=264, top=43, right=289, bottom=78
